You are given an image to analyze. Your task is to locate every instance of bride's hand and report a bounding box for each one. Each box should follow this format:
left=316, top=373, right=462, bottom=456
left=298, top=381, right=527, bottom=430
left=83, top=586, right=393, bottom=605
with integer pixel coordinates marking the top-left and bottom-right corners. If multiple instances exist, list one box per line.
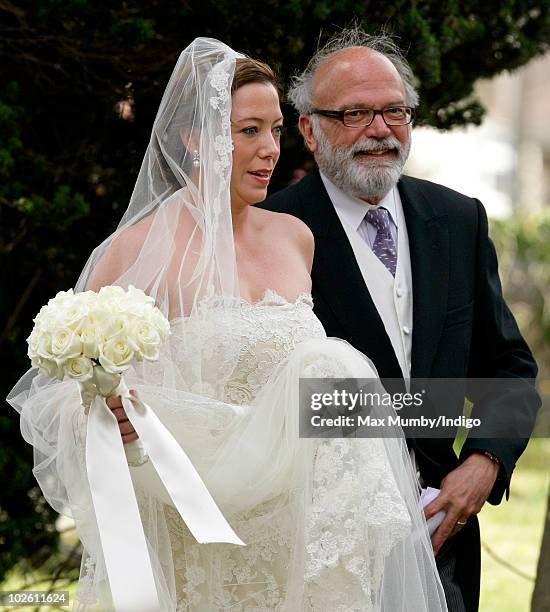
left=106, top=390, right=139, bottom=444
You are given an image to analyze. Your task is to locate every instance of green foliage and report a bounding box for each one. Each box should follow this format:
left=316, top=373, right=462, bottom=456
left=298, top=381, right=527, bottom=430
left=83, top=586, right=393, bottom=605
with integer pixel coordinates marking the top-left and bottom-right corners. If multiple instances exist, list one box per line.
left=0, top=83, right=23, bottom=176
left=0, top=78, right=91, bottom=582
left=489, top=214, right=550, bottom=374
left=1, top=0, right=550, bottom=586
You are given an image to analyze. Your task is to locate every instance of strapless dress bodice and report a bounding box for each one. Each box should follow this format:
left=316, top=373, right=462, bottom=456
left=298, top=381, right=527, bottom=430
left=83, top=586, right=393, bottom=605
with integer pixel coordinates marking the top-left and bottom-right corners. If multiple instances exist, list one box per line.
left=167, top=289, right=326, bottom=404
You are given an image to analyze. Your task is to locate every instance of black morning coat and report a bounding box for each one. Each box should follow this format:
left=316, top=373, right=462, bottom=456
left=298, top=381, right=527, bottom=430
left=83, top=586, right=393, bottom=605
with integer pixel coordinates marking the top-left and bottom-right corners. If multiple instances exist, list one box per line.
left=262, top=168, right=541, bottom=611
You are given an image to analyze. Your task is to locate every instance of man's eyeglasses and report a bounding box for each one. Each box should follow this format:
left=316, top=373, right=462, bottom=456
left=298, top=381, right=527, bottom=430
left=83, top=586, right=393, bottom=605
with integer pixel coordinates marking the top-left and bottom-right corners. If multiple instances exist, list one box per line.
left=312, top=106, right=414, bottom=128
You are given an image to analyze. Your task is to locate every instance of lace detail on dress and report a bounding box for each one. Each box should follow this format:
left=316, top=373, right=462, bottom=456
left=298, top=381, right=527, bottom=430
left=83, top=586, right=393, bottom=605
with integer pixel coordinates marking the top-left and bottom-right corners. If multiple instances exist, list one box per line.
left=305, top=438, right=411, bottom=611
left=158, top=292, right=319, bottom=610
left=75, top=554, right=97, bottom=607
left=162, top=290, right=325, bottom=405
left=221, top=290, right=323, bottom=405
left=165, top=494, right=294, bottom=611
left=126, top=291, right=417, bottom=611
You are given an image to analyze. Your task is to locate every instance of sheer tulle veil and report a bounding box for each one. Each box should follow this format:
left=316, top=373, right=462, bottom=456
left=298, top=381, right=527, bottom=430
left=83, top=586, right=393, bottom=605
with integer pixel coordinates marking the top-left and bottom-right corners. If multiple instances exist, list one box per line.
left=8, top=37, right=447, bottom=610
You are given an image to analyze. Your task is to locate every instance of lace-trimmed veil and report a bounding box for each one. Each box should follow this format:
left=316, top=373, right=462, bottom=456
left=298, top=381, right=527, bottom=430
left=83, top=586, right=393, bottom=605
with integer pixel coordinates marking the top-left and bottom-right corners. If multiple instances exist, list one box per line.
left=8, top=37, right=247, bottom=608
left=8, top=37, right=447, bottom=611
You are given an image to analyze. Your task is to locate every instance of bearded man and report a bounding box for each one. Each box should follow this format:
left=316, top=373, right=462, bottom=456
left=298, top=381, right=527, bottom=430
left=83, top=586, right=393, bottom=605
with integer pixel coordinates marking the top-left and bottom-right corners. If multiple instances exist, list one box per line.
left=262, top=28, right=540, bottom=612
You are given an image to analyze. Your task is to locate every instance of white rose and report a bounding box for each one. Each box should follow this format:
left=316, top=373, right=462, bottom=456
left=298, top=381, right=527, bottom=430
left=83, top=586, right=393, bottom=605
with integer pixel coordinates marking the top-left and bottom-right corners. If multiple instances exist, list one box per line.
left=49, top=288, right=74, bottom=303
left=95, top=287, right=128, bottom=316
left=33, top=305, right=50, bottom=328
left=79, top=290, right=99, bottom=304
left=127, top=285, right=155, bottom=305
left=62, top=301, right=88, bottom=331
left=36, top=331, right=54, bottom=359
left=129, top=319, right=161, bottom=361
left=40, top=359, right=61, bottom=379
left=76, top=292, right=99, bottom=315
left=66, top=356, right=94, bottom=381
left=78, top=318, right=101, bottom=359
left=34, top=305, right=62, bottom=332
left=87, top=305, right=109, bottom=327
left=150, top=308, right=170, bottom=341
left=97, top=286, right=127, bottom=312
left=98, top=285, right=126, bottom=300
left=34, top=303, right=51, bottom=319
left=99, top=334, right=135, bottom=373
left=119, top=301, right=145, bottom=320
left=125, top=291, right=156, bottom=315
left=119, top=288, right=161, bottom=324
left=102, top=314, right=130, bottom=340
left=27, top=328, right=41, bottom=359
left=34, top=356, right=65, bottom=380
left=48, top=289, right=75, bottom=311
left=51, top=327, right=82, bottom=359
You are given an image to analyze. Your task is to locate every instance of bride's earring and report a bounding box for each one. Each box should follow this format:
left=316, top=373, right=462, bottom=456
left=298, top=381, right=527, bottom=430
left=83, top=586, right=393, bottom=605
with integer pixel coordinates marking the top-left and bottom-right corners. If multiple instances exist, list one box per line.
left=192, top=150, right=200, bottom=168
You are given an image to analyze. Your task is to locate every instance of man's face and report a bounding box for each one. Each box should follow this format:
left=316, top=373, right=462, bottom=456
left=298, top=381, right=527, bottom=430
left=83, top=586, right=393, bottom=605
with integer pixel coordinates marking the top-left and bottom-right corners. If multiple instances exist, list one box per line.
left=299, top=48, right=412, bottom=203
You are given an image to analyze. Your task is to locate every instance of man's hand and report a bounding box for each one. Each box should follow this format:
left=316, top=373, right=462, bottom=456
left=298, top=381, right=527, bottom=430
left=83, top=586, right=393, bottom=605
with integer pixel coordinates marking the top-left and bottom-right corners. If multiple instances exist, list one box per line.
left=424, top=453, right=500, bottom=555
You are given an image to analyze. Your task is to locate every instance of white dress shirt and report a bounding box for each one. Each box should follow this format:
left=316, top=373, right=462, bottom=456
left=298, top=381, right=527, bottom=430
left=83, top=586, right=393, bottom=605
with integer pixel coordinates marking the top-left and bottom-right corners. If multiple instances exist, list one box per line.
left=319, top=172, right=421, bottom=477
left=319, top=172, right=399, bottom=249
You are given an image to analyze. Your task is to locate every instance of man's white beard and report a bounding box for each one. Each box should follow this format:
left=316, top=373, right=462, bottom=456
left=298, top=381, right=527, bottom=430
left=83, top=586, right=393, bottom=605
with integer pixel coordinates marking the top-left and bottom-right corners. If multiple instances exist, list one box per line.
left=312, top=122, right=411, bottom=201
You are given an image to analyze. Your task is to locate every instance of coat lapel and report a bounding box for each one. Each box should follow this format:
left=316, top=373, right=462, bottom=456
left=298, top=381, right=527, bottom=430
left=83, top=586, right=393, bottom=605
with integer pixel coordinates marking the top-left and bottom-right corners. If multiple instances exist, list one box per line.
left=398, top=176, right=449, bottom=378
left=302, top=170, right=403, bottom=378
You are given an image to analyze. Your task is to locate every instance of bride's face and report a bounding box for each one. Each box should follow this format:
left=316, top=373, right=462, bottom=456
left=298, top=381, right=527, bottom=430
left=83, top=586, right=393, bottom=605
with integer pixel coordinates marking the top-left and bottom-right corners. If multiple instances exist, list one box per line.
left=230, top=82, right=283, bottom=210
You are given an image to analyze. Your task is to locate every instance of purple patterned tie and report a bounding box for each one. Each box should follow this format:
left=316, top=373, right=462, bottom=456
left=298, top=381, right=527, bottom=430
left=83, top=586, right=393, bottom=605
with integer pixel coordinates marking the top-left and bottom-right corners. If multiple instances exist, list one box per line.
left=365, top=207, right=397, bottom=276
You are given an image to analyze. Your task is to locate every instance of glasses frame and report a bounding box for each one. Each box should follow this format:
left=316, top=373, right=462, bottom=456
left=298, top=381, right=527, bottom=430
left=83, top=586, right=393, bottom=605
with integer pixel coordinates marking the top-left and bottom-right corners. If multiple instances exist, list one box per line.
left=312, top=106, right=415, bottom=128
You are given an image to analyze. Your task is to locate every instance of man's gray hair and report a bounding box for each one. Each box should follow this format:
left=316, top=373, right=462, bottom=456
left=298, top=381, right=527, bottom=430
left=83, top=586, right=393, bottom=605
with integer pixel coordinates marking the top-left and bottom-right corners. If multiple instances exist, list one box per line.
left=287, top=27, right=419, bottom=114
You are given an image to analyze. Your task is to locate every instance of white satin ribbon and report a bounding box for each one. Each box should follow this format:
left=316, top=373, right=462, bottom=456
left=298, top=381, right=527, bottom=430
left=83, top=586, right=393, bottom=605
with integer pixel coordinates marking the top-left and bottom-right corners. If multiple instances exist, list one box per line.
left=85, top=376, right=244, bottom=611
left=86, top=394, right=160, bottom=611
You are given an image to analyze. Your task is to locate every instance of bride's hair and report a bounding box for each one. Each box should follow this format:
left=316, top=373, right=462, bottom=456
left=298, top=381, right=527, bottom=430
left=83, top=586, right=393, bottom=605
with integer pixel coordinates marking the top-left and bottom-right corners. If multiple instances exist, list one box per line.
left=232, top=58, right=280, bottom=97
left=153, top=56, right=278, bottom=190
left=143, top=56, right=280, bottom=222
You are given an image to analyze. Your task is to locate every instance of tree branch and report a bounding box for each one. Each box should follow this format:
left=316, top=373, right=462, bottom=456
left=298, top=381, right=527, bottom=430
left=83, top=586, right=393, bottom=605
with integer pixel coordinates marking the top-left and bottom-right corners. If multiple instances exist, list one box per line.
left=0, top=266, right=43, bottom=345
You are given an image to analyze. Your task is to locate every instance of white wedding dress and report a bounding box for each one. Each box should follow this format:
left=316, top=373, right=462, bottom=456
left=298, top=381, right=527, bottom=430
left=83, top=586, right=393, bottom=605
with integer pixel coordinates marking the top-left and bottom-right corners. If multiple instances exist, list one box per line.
left=11, top=287, right=446, bottom=610
left=162, top=290, right=409, bottom=610
left=66, top=290, right=442, bottom=611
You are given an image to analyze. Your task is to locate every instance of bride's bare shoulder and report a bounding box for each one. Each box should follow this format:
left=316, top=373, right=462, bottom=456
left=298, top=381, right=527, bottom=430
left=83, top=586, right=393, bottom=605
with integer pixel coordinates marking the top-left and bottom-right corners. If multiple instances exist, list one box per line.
left=256, top=207, right=314, bottom=264
left=86, top=214, right=155, bottom=290
left=115, top=213, right=155, bottom=249
left=256, top=207, right=312, bottom=242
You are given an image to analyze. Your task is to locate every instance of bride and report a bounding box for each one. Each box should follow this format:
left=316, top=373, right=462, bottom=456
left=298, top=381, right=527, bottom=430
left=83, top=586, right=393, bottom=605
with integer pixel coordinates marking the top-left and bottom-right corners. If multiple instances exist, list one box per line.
left=9, top=38, right=447, bottom=611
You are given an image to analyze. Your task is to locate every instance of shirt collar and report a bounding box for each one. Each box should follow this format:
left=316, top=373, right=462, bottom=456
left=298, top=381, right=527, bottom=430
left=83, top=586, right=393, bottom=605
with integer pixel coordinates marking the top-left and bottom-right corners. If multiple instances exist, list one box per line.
left=319, top=171, right=399, bottom=231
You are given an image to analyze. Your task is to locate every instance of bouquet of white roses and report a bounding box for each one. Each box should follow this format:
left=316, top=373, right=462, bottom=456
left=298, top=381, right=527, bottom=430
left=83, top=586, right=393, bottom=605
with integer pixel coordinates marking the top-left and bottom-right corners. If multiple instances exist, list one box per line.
left=27, top=286, right=243, bottom=610
left=27, top=285, right=170, bottom=402
left=25, top=285, right=242, bottom=610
